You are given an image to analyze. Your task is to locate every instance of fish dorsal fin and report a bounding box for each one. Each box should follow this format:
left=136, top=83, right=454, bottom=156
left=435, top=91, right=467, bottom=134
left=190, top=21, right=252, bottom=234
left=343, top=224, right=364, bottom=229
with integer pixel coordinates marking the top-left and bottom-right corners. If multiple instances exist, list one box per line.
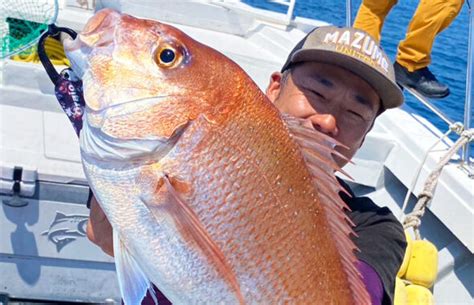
left=54, top=212, right=68, bottom=223
left=142, top=175, right=245, bottom=304
left=113, top=230, right=155, bottom=305
left=282, top=113, right=371, bottom=305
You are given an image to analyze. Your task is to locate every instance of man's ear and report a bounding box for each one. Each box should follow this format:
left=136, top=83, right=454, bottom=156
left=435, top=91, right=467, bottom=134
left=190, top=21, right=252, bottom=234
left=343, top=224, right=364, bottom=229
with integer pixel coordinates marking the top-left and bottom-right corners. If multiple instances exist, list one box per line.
left=265, top=72, right=283, bottom=103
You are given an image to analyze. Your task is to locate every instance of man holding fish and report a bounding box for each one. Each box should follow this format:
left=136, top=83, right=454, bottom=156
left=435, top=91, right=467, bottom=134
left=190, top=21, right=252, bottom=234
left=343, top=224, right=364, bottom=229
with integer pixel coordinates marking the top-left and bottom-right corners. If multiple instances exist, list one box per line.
left=75, top=10, right=405, bottom=305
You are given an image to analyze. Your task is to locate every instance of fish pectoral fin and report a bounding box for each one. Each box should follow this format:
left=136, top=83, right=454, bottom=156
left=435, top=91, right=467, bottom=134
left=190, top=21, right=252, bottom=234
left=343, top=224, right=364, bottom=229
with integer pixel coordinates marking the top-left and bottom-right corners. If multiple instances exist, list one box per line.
left=113, top=230, right=155, bottom=305
left=142, top=175, right=245, bottom=304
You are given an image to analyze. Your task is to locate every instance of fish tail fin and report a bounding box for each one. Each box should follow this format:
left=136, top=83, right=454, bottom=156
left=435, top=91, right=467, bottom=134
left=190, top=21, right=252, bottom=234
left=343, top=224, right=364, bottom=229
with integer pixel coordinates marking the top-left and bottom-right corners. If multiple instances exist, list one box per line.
left=283, top=113, right=371, bottom=305
left=113, top=230, right=155, bottom=305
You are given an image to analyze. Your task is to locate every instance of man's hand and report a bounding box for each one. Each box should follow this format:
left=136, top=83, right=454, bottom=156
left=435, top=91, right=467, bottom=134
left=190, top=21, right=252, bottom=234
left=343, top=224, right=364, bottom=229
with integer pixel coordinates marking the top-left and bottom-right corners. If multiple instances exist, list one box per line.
left=86, top=195, right=114, bottom=256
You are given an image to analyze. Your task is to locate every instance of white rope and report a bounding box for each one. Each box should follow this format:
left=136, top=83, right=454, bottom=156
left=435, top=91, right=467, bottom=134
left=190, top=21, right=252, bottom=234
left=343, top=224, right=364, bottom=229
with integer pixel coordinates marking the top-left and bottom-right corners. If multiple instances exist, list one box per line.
left=398, top=123, right=461, bottom=220
left=402, top=128, right=473, bottom=239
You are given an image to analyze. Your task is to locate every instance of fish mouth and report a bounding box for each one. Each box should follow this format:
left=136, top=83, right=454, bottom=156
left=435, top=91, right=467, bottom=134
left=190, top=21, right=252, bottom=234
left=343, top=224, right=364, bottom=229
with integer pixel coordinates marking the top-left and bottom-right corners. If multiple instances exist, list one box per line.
left=80, top=95, right=185, bottom=164
left=63, top=9, right=119, bottom=78
left=81, top=8, right=121, bottom=36
left=62, top=37, right=91, bottom=79
left=86, top=95, right=169, bottom=129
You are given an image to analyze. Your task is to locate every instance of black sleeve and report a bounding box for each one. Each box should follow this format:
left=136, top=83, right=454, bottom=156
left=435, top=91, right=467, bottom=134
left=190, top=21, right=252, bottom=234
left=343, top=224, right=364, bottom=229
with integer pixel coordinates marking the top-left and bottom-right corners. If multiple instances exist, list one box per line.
left=86, top=188, right=94, bottom=209
left=338, top=180, right=407, bottom=305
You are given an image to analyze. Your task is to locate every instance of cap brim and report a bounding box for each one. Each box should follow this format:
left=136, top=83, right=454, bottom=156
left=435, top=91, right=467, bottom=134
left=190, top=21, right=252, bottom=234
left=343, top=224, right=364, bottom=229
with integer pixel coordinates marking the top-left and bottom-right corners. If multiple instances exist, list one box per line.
left=291, top=49, right=404, bottom=109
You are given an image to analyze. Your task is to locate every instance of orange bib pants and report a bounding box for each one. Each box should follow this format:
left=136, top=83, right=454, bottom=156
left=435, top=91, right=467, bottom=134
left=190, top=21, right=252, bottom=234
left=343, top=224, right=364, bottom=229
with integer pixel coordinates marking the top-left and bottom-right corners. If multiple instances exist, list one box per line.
left=354, top=0, right=464, bottom=72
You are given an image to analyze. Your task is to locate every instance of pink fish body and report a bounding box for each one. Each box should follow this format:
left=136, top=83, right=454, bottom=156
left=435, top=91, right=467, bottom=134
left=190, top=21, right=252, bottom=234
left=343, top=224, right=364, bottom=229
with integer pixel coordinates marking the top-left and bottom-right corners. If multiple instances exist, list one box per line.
left=64, top=9, right=370, bottom=305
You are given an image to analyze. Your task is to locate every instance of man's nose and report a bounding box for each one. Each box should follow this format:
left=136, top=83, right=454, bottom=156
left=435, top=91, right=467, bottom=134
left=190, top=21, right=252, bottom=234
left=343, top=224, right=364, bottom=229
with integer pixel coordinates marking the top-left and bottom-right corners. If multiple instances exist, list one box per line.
left=308, top=114, right=339, bottom=137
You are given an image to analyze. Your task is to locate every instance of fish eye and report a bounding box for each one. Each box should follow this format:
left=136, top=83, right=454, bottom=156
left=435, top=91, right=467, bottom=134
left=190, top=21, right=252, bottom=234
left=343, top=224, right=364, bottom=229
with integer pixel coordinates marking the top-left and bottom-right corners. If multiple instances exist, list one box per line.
left=160, top=49, right=175, bottom=63
left=155, top=45, right=182, bottom=68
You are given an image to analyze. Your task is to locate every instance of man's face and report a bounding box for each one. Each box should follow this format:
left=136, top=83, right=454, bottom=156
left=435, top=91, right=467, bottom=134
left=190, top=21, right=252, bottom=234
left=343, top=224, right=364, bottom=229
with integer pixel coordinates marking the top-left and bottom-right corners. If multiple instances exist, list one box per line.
left=266, top=62, right=381, bottom=167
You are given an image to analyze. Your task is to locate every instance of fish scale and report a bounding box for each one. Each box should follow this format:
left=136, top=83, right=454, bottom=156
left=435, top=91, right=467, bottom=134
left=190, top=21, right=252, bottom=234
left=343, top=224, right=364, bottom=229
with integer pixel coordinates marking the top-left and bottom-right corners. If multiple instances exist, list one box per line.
left=65, top=8, right=370, bottom=305
left=158, top=100, right=351, bottom=302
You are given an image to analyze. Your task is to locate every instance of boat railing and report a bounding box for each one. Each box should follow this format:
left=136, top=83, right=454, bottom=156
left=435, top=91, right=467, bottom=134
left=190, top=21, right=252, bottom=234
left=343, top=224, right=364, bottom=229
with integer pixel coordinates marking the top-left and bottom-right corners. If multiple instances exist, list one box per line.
left=346, top=0, right=353, bottom=28
left=463, top=0, right=473, bottom=170
left=268, top=0, right=296, bottom=24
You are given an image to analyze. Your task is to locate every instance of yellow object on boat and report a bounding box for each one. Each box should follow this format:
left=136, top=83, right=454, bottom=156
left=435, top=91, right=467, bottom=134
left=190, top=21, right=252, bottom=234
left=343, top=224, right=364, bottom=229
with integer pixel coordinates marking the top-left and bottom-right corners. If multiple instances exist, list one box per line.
left=406, top=284, right=434, bottom=305
left=404, top=240, right=438, bottom=288
left=394, top=277, right=408, bottom=305
left=397, top=230, right=413, bottom=277
left=11, top=36, right=70, bottom=66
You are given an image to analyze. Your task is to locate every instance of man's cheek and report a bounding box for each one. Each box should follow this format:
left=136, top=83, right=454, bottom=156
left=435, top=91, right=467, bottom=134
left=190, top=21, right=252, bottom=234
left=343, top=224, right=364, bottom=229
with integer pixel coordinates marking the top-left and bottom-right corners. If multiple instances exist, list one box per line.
left=334, top=135, right=359, bottom=164
left=333, top=146, right=352, bottom=168
left=276, top=97, right=306, bottom=117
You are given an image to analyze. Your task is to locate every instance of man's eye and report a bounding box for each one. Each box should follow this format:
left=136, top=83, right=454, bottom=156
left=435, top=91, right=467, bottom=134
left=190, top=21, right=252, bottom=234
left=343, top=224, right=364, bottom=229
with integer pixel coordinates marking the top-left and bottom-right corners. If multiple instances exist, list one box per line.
left=310, top=89, right=325, bottom=99
left=348, top=110, right=364, bottom=120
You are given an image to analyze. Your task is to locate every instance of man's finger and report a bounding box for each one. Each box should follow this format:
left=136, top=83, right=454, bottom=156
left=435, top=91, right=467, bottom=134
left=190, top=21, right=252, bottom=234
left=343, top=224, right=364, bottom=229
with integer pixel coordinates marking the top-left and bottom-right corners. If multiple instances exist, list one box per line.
left=89, top=196, right=107, bottom=222
left=86, top=195, right=114, bottom=256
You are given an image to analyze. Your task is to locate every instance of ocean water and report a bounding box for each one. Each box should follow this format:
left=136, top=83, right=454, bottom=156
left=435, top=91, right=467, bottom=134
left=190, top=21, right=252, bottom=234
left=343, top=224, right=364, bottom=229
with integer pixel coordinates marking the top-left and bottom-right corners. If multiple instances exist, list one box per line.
left=244, top=0, right=472, bottom=153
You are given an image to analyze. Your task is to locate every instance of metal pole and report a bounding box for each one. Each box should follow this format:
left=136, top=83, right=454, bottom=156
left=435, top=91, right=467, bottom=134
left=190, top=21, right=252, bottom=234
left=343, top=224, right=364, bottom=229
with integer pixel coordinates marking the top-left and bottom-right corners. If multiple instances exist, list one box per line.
left=286, top=0, right=296, bottom=24
left=404, top=87, right=455, bottom=126
left=463, top=3, right=473, bottom=166
left=346, top=0, right=352, bottom=27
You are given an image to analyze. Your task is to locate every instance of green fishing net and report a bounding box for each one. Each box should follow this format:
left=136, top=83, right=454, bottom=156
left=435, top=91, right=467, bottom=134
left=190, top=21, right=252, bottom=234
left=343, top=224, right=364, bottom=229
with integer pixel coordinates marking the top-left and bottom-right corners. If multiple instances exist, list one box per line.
left=1, top=0, right=58, bottom=58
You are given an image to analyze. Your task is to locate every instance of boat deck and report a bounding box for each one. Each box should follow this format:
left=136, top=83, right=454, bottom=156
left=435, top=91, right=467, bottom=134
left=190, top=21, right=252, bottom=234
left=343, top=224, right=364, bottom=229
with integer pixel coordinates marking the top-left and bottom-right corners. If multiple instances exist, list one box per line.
left=0, top=1, right=472, bottom=303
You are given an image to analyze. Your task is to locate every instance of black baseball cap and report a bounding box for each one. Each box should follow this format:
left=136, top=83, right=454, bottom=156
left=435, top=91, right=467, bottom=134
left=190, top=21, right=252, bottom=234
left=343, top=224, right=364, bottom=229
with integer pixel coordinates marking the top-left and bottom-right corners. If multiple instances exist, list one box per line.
left=281, top=26, right=404, bottom=109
